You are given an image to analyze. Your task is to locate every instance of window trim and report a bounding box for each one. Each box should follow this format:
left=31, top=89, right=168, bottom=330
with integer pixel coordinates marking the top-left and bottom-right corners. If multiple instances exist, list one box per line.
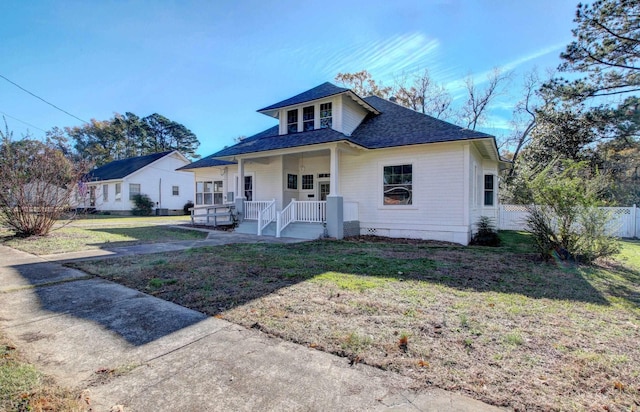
left=303, top=106, right=314, bottom=131
left=301, top=174, right=314, bottom=190
left=103, top=184, right=109, bottom=202
left=320, top=102, right=332, bottom=129
left=129, top=183, right=141, bottom=201
left=115, top=183, right=122, bottom=201
left=483, top=174, right=496, bottom=207
left=378, top=161, right=417, bottom=209
left=172, top=185, right=179, bottom=196
left=287, top=173, right=298, bottom=190
left=287, top=109, right=298, bottom=134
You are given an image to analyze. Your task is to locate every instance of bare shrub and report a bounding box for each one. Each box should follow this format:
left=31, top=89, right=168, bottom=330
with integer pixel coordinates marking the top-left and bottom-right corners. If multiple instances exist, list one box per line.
left=0, top=128, right=89, bottom=237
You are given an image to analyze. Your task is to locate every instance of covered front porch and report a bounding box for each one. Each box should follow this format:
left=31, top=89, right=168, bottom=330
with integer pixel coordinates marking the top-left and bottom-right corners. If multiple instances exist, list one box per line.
left=223, top=142, right=360, bottom=239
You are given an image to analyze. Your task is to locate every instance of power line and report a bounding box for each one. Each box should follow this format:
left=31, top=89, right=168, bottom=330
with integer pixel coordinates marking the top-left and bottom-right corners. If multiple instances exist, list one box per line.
left=0, top=110, right=48, bottom=133
left=0, top=73, right=89, bottom=125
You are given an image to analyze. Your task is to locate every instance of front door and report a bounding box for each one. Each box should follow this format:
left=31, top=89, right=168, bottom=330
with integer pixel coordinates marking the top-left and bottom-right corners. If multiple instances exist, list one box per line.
left=319, top=182, right=330, bottom=201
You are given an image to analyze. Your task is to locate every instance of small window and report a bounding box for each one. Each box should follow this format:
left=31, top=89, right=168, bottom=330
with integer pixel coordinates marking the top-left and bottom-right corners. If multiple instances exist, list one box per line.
left=320, top=103, right=332, bottom=129
left=318, top=173, right=330, bottom=178
left=484, top=174, right=495, bottom=206
left=287, top=173, right=298, bottom=190
left=303, top=106, right=314, bottom=131
left=214, top=180, right=223, bottom=204
left=115, top=183, right=121, bottom=201
left=383, top=165, right=412, bottom=205
left=287, top=109, right=298, bottom=134
left=302, top=174, right=314, bottom=190
left=103, top=184, right=109, bottom=202
left=244, top=176, right=253, bottom=201
left=129, top=183, right=141, bottom=200
left=172, top=185, right=179, bottom=196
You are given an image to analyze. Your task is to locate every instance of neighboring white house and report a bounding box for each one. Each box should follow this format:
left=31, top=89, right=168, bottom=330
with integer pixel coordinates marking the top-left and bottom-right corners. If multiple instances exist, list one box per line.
left=179, top=82, right=510, bottom=244
left=81, top=150, right=194, bottom=215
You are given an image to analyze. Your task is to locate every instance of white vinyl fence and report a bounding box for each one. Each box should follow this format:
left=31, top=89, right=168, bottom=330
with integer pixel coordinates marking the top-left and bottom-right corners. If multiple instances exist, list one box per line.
left=499, top=204, right=639, bottom=238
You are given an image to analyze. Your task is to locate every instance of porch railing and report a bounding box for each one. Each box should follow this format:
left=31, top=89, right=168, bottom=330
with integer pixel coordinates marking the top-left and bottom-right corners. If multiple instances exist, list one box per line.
left=275, top=200, right=327, bottom=237
left=244, top=200, right=273, bottom=220
left=257, top=199, right=276, bottom=236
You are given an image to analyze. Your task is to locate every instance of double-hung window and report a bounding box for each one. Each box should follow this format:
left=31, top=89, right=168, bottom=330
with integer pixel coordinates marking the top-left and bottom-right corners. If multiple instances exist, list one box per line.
left=103, top=184, right=108, bottom=202
left=172, top=185, right=179, bottom=196
left=303, top=106, right=314, bottom=131
left=196, top=181, right=213, bottom=205
left=129, top=183, right=141, bottom=200
left=320, top=103, right=332, bottom=129
left=302, top=174, right=314, bottom=190
left=383, top=164, right=412, bottom=205
left=484, top=174, right=495, bottom=206
left=287, top=109, right=298, bottom=134
left=115, top=183, right=121, bottom=201
left=213, top=181, right=223, bottom=204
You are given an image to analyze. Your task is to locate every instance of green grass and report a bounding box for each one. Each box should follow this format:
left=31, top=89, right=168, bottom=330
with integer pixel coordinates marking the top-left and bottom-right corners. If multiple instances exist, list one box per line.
left=0, top=216, right=205, bottom=255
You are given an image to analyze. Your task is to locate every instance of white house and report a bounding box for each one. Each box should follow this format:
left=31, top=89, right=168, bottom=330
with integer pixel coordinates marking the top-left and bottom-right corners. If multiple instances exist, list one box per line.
left=179, top=82, right=509, bottom=244
left=82, top=150, right=194, bottom=215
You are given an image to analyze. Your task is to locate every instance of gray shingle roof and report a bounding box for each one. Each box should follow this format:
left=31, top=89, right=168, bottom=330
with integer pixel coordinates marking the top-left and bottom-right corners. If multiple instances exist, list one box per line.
left=352, top=96, right=492, bottom=148
left=258, top=82, right=349, bottom=112
left=177, top=156, right=236, bottom=171
left=187, top=85, right=496, bottom=170
left=86, top=151, right=175, bottom=181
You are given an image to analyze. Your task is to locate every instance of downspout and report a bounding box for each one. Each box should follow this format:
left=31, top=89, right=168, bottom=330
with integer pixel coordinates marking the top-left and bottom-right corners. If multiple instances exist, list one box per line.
left=158, top=178, right=162, bottom=208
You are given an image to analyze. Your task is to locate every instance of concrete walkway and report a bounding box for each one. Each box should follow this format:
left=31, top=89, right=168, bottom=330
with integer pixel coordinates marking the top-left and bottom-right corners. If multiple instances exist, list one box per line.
left=0, top=232, right=507, bottom=411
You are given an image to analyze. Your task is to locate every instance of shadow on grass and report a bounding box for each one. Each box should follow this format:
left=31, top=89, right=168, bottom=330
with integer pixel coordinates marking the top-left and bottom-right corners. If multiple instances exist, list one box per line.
left=67, top=236, right=631, bottom=320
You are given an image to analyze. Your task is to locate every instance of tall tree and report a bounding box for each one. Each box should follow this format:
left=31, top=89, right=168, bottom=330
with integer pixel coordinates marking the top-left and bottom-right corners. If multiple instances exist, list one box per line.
left=62, top=112, right=200, bottom=166
left=550, top=0, right=640, bottom=100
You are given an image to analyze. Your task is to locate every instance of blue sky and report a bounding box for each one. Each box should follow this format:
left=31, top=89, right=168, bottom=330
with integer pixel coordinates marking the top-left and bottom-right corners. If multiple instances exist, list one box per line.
left=1, top=0, right=578, bottom=157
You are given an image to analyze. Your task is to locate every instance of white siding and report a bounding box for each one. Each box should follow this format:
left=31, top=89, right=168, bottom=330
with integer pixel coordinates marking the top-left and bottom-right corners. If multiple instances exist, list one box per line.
left=340, top=143, right=471, bottom=244
left=192, top=168, right=232, bottom=205
left=87, top=153, right=194, bottom=213
left=341, top=95, right=369, bottom=135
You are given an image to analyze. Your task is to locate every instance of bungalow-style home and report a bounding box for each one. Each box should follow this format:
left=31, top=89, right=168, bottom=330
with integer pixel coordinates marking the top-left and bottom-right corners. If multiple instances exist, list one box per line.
left=179, top=82, right=509, bottom=244
left=82, top=150, right=194, bottom=215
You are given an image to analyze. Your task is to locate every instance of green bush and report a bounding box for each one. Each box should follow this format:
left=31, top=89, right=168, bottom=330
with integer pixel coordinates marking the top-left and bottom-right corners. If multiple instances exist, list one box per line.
left=131, top=194, right=154, bottom=216
left=470, top=216, right=501, bottom=246
left=183, top=201, right=194, bottom=215
left=523, top=160, right=619, bottom=263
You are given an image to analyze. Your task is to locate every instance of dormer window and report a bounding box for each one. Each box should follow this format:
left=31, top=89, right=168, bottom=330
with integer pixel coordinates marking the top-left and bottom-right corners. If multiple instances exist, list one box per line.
left=287, top=109, right=298, bottom=134
left=320, top=103, right=332, bottom=128
left=303, top=106, right=314, bottom=131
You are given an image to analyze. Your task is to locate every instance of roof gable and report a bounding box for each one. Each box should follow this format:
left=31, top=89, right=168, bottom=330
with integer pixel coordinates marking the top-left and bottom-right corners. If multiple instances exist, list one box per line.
left=258, top=82, right=349, bottom=112
left=86, top=151, right=177, bottom=181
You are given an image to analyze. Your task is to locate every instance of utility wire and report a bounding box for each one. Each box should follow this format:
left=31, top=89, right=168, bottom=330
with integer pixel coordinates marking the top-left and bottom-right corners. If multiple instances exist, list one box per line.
left=0, top=73, right=89, bottom=124
left=0, top=110, right=48, bottom=133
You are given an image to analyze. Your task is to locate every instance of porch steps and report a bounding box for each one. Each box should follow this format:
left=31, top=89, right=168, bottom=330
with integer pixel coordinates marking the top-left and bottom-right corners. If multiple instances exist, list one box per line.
left=235, top=221, right=325, bottom=240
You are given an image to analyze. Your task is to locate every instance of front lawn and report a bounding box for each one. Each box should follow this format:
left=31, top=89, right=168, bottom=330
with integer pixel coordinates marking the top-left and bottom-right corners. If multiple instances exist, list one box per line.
left=69, top=233, right=640, bottom=411
left=0, top=216, right=204, bottom=255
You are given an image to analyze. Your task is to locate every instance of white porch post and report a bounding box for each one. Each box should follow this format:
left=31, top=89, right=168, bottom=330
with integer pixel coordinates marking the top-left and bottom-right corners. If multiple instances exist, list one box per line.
left=234, top=158, right=245, bottom=222
left=329, top=146, right=340, bottom=195
left=327, top=145, right=344, bottom=239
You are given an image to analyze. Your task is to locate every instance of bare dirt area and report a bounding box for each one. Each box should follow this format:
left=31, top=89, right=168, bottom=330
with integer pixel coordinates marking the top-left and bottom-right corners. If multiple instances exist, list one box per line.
left=69, top=234, right=640, bottom=411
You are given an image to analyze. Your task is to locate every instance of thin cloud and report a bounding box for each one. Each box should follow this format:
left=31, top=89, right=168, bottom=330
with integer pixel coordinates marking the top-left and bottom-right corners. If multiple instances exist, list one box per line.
left=314, top=33, right=441, bottom=80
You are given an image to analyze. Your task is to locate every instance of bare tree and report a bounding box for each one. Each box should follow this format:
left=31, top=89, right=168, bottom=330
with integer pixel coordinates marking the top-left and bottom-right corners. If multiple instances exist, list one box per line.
left=460, top=68, right=511, bottom=130
left=334, top=70, right=392, bottom=98
left=394, top=69, right=453, bottom=119
left=0, top=124, right=89, bottom=237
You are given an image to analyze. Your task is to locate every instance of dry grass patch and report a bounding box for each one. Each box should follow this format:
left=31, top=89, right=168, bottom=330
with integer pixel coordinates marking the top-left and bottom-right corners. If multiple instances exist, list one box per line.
left=69, top=233, right=640, bottom=411
left=0, top=335, right=89, bottom=411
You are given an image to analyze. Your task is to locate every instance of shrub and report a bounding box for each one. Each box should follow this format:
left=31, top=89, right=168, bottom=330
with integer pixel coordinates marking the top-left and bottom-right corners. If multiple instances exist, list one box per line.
left=183, top=201, right=194, bottom=215
left=523, top=160, right=619, bottom=263
left=470, top=216, right=501, bottom=246
left=131, top=194, right=154, bottom=216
